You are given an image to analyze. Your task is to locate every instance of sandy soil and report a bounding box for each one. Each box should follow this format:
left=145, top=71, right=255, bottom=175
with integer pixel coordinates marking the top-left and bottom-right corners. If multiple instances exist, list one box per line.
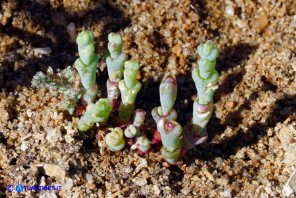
left=0, top=0, right=296, bottom=197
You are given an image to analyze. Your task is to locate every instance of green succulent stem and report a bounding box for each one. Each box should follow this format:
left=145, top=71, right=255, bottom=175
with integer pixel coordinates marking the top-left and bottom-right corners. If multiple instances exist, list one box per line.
left=74, top=31, right=99, bottom=103
left=106, top=33, right=126, bottom=108
left=132, top=136, right=151, bottom=153
left=159, top=73, right=177, bottom=116
left=151, top=106, right=178, bottom=124
left=124, top=109, right=146, bottom=139
left=157, top=118, right=182, bottom=163
left=77, top=98, right=112, bottom=132
left=161, top=145, right=181, bottom=164
left=182, top=40, right=219, bottom=149
left=108, top=33, right=124, bottom=59
left=118, top=60, right=142, bottom=121
left=106, top=127, right=125, bottom=152
left=124, top=124, right=139, bottom=138
left=151, top=73, right=178, bottom=123
left=193, top=40, right=219, bottom=105
left=132, top=109, right=146, bottom=128
left=118, top=103, right=135, bottom=122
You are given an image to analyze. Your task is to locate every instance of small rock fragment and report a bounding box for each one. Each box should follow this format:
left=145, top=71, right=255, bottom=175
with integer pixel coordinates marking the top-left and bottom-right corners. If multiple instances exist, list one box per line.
left=33, top=47, right=52, bottom=55
left=153, top=185, right=161, bottom=195
left=283, top=184, right=294, bottom=197
left=86, top=183, right=96, bottom=190
left=288, top=170, right=296, bottom=191
left=291, top=18, right=296, bottom=28
left=43, top=164, right=66, bottom=179
left=253, top=13, right=269, bottom=32
left=20, top=141, right=29, bottom=151
left=225, top=5, right=234, bottom=16
left=132, top=177, right=147, bottom=186
left=64, top=177, right=73, bottom=190
left=86, top=173, right=94, bottom=184
left=226, top=101, right=237, bottom=108
left=134, top=158, right=147, bottom=175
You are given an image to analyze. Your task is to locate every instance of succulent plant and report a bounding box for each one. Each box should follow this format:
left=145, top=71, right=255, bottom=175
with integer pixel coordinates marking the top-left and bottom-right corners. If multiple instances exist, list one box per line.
left=106, top=33, right=126, bottom=81
left=182, top=40, right=219, bottom=149
left=131, top=136, right=151, bottom=155
left=124, top=124, right=139, bottom=138
left=118, top=60, right=142, bottom=121
left=161, top=144, right=182, bottom=164
left=106, top=33, right=127, bottom=108
left=151, top=73, right=178, bottom=123
left=157, top=118, right=182, bottom=163
left=132, top=109, right=146, bottom=128
left=32, top=31, right=220, bottom=166
left=106, top=127, right=125, bottom=152
left=77, top=98, right=112, bottom=131
left=106, top=80, right=120, bottom=109
left=124, top=108, right=146, bottom=139
left=194, top=40, right=219, bottom=104
left=74, top=31, right=99, bottom=103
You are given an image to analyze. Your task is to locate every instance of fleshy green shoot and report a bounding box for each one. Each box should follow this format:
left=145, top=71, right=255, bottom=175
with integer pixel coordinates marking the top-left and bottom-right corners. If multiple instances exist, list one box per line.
left=105, top=127, right=125, bottom=152
left=74, top=31, right=99, bottom=103
left=131, top=136, right=151, bottom=155
left=106, top=33, right=127, bottom=108
left=151, top=73, right=178, bottom=123
left=118, top=60, right=142, bottom=121
left=158, top=118, right=182, bottom=163
left=182, top=40, right=219, bottom=149
left=77, top=98, right=112, bottom=132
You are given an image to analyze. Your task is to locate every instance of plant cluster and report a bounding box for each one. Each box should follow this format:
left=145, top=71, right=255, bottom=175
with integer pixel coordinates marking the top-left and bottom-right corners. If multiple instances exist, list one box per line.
left=32, top=31, right=219, bottom=165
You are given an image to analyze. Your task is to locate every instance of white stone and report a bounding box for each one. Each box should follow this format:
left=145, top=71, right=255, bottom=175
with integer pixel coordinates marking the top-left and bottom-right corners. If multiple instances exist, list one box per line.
left=225, top=6, right=234, bottom=16
left=153, top=185, right=161, bottom=195
left=134, top=158, right=147, bottom=174
left=133, top=177, right=147, bottom=186
left=291, top=19, right=296, bottom=28
left=33, top=47, right=52, bottom=55
left=64, top=177, right=73, bottom=190
left=86, top=173, right=93, bottom=184
left=283, top=184, right=294, bottom=197
left=222, top=188, right=232, bottom=198
left=20, top=141, right=29, bottom=151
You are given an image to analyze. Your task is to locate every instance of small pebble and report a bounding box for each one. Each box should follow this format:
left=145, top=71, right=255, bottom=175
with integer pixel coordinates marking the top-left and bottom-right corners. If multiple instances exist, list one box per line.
left=133, top=177, right=147, bottom=186
left=64, top=177, right=73, bottom=190
left=289, top=170, right=296, bottom=191
left=43, top=164, right=66, bottom=179
left=291, top=19, right=296, bottom=28
left=226, top=101, right=237, bottom=108
left=86, top=173, right=93, bottom=183
left=33, top=47, right=52, bottom=55
left=225, top=5, right=234, bottom=16
left=87, top=183, right=96, bottom=190
left=253, top=13, right=269, bottom=32
left=153, top=185, right=161, bottom=195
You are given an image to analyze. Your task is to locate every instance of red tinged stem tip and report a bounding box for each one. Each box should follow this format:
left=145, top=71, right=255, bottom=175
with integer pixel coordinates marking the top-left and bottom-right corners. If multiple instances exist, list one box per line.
left=165, top=121, right=175, bottom=131
left=151, top=130, right=162, bottom=145
left=110, top=99, right=119, bottom=110
left=76, top=105, right=86, bottom=116
left=137, top=149, right=150, bottom=156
